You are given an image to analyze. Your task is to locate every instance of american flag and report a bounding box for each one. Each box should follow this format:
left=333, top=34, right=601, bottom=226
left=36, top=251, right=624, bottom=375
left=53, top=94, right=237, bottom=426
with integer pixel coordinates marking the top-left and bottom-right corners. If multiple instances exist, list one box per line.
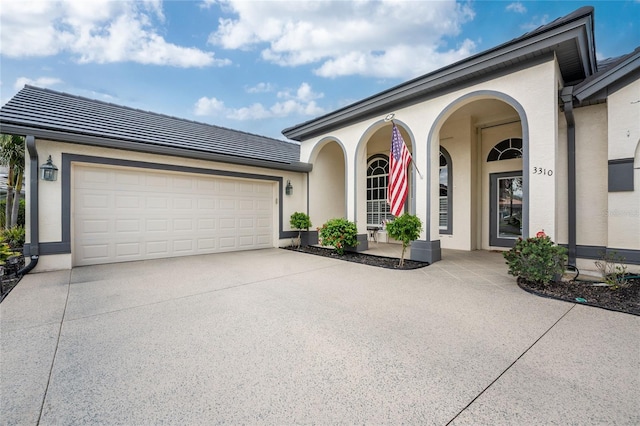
left=388, top=123, right=412, bottom=217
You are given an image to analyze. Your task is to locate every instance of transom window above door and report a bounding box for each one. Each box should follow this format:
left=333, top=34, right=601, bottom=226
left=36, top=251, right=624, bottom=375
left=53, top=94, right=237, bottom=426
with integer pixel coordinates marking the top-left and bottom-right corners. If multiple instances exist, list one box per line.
left=487, top=138, right=523, bottom=162
left=367, top=156, right=394, bottom=227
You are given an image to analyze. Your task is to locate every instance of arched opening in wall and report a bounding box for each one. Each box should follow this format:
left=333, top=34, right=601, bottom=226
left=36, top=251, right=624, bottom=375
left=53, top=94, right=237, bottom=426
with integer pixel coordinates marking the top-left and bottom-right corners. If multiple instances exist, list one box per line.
left=309, top=140, right=346, bottom=227
left=359, top=123, right=414, bottom=237
left=436, top=98, right=523, bottom=251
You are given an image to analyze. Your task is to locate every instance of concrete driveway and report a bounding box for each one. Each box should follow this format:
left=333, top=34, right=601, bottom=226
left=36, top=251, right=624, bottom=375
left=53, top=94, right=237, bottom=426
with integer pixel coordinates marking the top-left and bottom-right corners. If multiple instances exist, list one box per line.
left=1, top=248, right=638, bottom=425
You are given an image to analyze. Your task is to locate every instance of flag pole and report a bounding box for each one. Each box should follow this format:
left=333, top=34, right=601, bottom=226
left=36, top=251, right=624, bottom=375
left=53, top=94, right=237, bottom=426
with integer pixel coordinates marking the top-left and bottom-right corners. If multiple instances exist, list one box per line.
left=384, top=114, right=423, bottom=180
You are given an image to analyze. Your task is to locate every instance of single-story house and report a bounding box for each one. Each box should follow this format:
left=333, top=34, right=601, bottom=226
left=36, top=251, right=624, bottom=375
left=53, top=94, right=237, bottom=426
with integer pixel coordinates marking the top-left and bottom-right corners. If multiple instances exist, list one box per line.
left=283, top=6, right=640, bottom=269
left=1, top=6, right=638, bottom=272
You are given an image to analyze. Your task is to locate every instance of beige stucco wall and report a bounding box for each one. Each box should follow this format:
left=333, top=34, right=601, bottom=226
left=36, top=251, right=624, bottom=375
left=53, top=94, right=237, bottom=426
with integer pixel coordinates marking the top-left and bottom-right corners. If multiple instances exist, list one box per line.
left=26, top=139, right=308, bottom=271
left=300, top=58, right=561, bottom=249
left=606, top=79, right=640, bottom=251
left=608, top=78, right=640, bottom=160
left=308, top=140, right=346, bottom=227
left=574, top=104, right=608, bottom=247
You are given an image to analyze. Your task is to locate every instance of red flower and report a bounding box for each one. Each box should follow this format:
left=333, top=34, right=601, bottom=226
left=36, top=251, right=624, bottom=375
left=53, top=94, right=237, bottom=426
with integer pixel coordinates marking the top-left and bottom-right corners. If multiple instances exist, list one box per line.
left=536, top=230, right=546, bottom=238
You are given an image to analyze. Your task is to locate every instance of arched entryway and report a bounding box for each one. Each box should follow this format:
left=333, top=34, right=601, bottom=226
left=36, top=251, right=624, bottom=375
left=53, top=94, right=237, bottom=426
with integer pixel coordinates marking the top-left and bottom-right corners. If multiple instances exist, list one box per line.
left=355, top=122, right=415, bottom=239
left=308, top=139, right=347, bottom=227
left=432, top=95, right=527, bottom=252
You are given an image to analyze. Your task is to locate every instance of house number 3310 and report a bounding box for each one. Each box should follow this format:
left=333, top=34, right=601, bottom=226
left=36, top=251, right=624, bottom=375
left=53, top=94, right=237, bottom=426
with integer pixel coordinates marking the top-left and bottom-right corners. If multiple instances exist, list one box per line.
left=533, top=167, right=553, bottom=176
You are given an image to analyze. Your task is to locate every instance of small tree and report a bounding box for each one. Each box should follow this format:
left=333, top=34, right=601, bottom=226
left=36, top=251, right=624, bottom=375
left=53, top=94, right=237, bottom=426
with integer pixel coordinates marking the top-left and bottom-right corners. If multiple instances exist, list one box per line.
left=290, top=212, right=312, bottom=249
left=385, top=213, right=423, bottom=267
left=318, top=218, right=358, bottom=255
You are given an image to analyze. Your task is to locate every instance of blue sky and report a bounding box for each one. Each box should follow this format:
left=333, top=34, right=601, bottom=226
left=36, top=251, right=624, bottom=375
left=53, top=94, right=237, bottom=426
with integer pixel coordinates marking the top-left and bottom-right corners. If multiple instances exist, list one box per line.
left=1, top=1, right=639, bottom=141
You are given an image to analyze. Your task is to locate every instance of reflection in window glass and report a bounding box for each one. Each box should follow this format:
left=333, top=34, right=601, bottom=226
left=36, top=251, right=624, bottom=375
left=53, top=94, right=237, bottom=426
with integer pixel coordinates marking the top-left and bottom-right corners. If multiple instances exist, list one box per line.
left=497, top=176, right=523, bottom=239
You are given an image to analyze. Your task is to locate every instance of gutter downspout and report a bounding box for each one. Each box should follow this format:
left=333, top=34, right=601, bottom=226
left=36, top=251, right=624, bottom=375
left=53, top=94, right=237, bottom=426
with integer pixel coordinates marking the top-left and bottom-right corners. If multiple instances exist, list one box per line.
left=18, top=135, right=39, bottom=276
left=561, top=87, right=577, bottom=266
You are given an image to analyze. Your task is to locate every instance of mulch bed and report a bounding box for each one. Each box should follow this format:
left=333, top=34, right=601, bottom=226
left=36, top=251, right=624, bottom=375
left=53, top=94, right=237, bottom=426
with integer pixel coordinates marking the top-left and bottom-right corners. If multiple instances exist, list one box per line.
left=1, top=254, right=25, bottom=303
left=282, top=245, right=429, bottom=270
left=518, top=276, right=640, bottom=316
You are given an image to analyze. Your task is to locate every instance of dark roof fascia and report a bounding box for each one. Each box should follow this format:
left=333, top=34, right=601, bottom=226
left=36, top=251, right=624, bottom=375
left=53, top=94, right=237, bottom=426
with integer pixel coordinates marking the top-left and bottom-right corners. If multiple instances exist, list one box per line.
left=574, top=48, right=640, bottom=103
left=283, top=9, right=595, bottom=141
left=0, top=123, right=313, bottom=173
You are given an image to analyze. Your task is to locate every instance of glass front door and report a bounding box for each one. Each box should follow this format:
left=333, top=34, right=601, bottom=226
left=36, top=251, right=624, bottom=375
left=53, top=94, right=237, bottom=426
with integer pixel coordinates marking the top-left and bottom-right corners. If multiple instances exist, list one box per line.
left=490, top=172, right=523, bottom=247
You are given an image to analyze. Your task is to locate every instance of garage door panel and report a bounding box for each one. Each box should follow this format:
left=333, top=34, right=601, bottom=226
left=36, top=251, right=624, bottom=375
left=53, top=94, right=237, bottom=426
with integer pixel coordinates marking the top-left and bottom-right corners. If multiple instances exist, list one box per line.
left=115, top=219, right=140, bottom=232
left=74, top=166, right=274, bottom=266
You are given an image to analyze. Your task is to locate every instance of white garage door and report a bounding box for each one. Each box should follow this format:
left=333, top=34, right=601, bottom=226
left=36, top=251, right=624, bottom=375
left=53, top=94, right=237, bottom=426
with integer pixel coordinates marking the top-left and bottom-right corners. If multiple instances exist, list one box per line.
left=73, top=165, right=274, bottom=266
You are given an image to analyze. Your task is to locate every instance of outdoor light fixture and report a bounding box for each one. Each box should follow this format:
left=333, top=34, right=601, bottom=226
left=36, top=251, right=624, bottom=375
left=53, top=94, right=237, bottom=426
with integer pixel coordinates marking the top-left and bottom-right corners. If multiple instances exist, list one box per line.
left=285, top=180, right=293, bottom=196
left=40, top=155, right=58, bottom=181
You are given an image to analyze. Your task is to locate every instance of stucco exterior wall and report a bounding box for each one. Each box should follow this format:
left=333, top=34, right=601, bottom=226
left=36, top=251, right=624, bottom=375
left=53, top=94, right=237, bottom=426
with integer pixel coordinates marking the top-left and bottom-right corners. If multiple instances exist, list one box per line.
left=574, top=104, right=608, bottom=247
left=608, top=78, right=640, bottom=160
left=606, top=79, right=640, bottom=251
left=300, top=57, right=560, bottom=250
left=439, top=116, right=474, bottom=250
left=27, top=139, right=308, bottom=271
left=309, top=141, right=346, bottom=227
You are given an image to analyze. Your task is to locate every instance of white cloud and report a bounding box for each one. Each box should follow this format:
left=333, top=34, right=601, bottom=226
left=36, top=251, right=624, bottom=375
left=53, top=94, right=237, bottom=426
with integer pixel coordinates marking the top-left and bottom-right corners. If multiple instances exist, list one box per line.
left=506, top=3, right=527, bottom=14
left=246, top=82, right=275, bottom=93
left=14, top=76, right=63, bottom=90
left=208, top=0, right=476, bottom=79
left=194, top=82, right=325, bottom=120
left=0, top=0, right=229, bottom=68
left=194, top=96, right=227, bottom=116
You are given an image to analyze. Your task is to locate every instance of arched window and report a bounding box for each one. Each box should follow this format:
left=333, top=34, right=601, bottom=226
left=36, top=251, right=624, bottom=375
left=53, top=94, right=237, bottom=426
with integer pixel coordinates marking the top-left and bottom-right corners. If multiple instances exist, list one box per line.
left=367, top=155, right=394, bottom=227
left=439, top=147, right=452, bottom=234
left=487, top=138, right=523, bottom=162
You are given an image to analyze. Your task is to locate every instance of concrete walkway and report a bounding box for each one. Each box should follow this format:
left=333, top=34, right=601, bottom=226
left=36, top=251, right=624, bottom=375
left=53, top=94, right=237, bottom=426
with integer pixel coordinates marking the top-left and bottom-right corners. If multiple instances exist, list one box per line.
left=1, top=248, right=638, bottom=425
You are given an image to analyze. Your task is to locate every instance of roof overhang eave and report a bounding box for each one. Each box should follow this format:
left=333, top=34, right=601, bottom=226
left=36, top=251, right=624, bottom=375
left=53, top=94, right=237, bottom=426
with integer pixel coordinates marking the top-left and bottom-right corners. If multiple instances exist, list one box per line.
left=574, top=53, right=640, bottom=103
left=0, top=123, right=313, bottom=173
left=283, top=15, right=595, bottom=141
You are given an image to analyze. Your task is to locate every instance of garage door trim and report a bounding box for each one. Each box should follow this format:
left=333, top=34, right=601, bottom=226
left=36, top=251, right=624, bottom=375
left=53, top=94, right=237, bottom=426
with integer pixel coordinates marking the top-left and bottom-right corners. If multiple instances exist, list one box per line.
left=37, top=153, right=287, bottom=256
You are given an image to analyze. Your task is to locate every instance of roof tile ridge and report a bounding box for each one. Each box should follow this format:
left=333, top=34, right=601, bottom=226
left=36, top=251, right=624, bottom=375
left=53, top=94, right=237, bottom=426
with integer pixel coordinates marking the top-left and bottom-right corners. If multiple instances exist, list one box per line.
left=20, top=85, right=298, bottom=146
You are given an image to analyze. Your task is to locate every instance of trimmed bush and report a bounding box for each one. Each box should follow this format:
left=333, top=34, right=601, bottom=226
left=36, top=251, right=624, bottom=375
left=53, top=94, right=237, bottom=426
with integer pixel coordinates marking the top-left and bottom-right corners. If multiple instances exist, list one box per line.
left=503, top=231, right=567, bottom=285
left=318, top=218, right=358, bottom=255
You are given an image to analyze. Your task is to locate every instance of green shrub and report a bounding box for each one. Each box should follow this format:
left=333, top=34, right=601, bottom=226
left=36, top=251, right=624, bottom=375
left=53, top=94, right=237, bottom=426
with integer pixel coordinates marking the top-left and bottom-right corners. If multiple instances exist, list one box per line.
left=1, top=226, right=25, bottom=250
left=318, top=218, right=358, bottom=255
left=0, top=198, right=25, bottom=228
left=0, top=242, right=19, bottom=266
left=503, top=231, right=567, bottom=285
left=385, top=213, right=423, bottom=267
left=290, top=212, right=312, bottom=249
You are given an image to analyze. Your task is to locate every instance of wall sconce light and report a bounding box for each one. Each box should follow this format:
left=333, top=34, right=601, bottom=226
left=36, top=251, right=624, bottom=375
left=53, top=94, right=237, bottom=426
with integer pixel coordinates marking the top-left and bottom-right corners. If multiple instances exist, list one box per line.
left=285, top=180, right=293, bottom=196
left=40, top=155, right=58, bottom=181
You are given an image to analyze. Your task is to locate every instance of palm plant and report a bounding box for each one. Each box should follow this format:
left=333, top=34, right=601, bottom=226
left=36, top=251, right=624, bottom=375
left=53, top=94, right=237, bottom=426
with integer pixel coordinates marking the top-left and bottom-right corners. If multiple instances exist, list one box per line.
left=0, top=134, right=25, bottom=229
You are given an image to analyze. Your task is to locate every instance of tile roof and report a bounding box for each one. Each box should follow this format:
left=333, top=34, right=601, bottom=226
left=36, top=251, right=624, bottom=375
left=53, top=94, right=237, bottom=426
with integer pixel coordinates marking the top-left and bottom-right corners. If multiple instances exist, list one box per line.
left=0, top=86, right=309, bottom=171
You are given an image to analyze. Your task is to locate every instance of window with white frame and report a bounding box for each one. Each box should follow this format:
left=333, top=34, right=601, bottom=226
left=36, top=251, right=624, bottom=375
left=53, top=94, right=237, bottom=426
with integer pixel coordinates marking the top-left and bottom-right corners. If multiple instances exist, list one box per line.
left=367, top=156, right=395, bottom=227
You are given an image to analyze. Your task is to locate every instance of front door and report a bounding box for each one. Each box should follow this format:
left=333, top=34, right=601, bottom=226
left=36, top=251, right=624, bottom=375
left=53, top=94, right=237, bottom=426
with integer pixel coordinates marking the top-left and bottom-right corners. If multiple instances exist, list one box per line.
left=489, top=171, right=523, bottom=247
